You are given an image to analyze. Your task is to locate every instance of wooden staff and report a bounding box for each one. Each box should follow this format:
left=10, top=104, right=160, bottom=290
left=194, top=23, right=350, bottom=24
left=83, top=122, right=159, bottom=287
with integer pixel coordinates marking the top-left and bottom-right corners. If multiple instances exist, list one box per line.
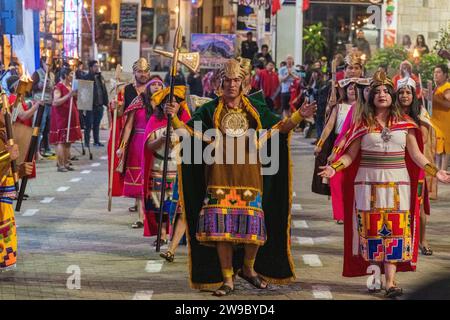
left=108, top=64, right=122, bottom=212
left=153, top=26, right=200, bottom=252
left=16, top=54, right=53, bottom=211
left=0, top=93, right=20, bottom=192
left=66, top=80, right=76, bottom=143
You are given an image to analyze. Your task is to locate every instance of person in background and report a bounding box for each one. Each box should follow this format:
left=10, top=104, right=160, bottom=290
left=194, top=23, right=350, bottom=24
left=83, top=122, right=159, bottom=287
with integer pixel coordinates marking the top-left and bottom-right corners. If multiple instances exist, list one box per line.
left=152, top=34, right=169, bottom=71
left=430, top=64, right=450, bottom=173
left=253, top=44, right=273, bottom=67
left=241, top=31, right=259, bottom=61
left=84, top=60, right=109, bottom=148
left=49, top=68, right=82, bottom=172
left=414, top=34, right=430, bottom=57
left=402, top=34, right=414, bottom=53
left=279, top=55, right=300, bottom=117
left=164, top=64, right=186, bottom=87
left=392, top=60, right=421, bottom=97
left=259, top=61, right=280, bottom=111
left=75, top=60, right=86, bottom=80
left=1, top=62, right=19, bottom=95
left=32, top=56, right=56, bottom=159
left=187, top=71, right=203, bottom=97
left=353, top=29, right=371, bottom=60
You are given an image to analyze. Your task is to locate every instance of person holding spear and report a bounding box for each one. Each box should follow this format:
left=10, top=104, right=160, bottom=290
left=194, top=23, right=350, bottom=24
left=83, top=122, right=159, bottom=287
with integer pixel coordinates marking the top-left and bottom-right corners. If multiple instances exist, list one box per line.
left=0, top=87, right=34, bottom=272
left=49, top=68, right=82, bottom=172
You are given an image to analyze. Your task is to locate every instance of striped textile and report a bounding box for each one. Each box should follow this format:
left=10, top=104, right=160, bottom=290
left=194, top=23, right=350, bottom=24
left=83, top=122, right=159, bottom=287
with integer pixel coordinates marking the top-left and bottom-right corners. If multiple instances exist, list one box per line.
left=360, top=150, right=406, bottom=169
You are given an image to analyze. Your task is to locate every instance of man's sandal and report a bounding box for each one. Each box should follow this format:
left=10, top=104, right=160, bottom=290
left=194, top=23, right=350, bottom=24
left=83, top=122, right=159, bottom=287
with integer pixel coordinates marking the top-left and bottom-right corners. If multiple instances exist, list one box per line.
left=212, top=284, right=234, bottom=297
left=385, top=286, right=403, bottom=298
left=129, top=205, right=138, bottom=212
left=160, top=251, right=175, bottom=262
left=237, top=271, right=268, bottom=289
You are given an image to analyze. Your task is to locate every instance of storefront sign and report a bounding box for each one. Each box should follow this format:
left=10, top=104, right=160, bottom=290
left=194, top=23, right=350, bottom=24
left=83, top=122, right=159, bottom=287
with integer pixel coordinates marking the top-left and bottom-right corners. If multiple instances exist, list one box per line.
left=119, top=3, right=139, bottom=40
left=237, top=4, right=271, bottom=32
left=191, top=34, right=236, bottom=69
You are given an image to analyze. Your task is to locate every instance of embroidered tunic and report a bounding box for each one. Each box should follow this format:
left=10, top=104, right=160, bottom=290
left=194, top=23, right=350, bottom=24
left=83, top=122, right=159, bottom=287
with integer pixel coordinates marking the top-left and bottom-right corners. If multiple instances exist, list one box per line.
left=145, top=126, right=178, bottom=213
left=196, top=105, right=266, bottom=246
left=354, top=127, right=413, bottom=263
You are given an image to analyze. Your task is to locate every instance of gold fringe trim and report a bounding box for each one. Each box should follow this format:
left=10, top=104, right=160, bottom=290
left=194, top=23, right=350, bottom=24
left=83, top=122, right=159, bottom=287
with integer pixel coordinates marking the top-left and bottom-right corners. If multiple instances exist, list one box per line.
left=262, top=275, right=296, bottom=285
left=242, top=95, right=262, bottom=130
left=189, top=281, right=224, bottom=290
left=286, top=132, right=297, bottom=281
left=196, top=235, right=265, bottom=246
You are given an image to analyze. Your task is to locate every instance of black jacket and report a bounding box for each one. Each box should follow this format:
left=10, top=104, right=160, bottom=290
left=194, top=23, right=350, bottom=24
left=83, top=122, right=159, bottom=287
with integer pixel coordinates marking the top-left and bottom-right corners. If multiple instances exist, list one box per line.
left=84, top=72, right=109, bottom=108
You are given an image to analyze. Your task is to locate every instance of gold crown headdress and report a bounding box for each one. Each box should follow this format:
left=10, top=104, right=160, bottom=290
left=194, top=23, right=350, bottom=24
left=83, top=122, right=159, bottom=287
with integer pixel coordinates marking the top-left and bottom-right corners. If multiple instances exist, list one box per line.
left=236, top=57, right=252, bottom=74
left=345, top=52, right=364, bottom=67
left=219, top=59, right=247, bottom=80
left=132, top=58, right=151, bottom=73
left=370, top=70, right=394, bottom=89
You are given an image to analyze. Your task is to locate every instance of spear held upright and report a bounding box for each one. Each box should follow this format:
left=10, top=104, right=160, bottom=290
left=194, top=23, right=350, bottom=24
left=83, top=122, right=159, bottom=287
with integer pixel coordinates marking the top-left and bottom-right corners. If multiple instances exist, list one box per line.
left=153, top=27, right=200, bottom=252
left=16, top=52, right=53, bottom=211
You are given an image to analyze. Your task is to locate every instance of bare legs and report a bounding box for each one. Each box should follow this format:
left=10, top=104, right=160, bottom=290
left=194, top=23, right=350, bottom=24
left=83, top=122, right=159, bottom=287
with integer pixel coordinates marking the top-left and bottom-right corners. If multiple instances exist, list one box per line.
left=56, top=144, right=65, bottom=168
left=214, top=242, right=267, bottom=295
left=419, top=207, right=429, bottom=249
left=384, top=262, right=397, bottom=290
left=167, top=216, right=186, bottom=254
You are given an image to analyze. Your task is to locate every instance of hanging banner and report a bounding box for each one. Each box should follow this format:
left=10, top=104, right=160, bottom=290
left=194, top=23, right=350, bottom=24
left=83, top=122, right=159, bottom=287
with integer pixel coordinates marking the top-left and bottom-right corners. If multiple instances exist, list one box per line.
left=237, top=4, right=271, bottom=32
left=381, top=0, right=398, bottom=48
left=191, top=34, right=236, bottom=69
left=63, top=0, right=79, bottom=58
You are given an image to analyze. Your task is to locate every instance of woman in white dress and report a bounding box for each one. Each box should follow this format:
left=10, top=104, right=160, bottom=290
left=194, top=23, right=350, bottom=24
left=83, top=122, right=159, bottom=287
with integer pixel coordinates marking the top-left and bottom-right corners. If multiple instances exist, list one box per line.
left=319, top=71, right=450, bottom=298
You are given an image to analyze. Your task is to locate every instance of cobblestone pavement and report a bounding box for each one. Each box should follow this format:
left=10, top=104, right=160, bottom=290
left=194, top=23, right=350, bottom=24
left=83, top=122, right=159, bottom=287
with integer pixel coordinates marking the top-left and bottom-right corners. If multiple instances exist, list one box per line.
left=1, top=130, right=449, bottom=300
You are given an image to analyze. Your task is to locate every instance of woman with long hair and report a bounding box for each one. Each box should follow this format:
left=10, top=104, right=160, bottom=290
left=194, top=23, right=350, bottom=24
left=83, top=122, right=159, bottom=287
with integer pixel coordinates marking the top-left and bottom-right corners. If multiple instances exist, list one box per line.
left=396, top=78, right=436, bottom=256
left=319, top=70, right=450, bottom=298
left=414, top=34, right=430, bottom=57
left=312, top=80, right=358, bottom=221
left=49, top=68, right=82, bottom=172
left=141, top=79, right=190, bottom=248
left=117, top=76, right=161, bottom=229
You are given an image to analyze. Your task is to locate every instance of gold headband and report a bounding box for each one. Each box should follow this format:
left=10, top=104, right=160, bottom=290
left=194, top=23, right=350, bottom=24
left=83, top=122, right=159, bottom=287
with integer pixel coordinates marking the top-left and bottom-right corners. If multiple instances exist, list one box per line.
left=345, top=52, right=363, bottom=67
left=370, top=70, right=394, bottom=89
left=219, top=59, right=247, bottom=80
left=132, top=58, right=151, bottom=73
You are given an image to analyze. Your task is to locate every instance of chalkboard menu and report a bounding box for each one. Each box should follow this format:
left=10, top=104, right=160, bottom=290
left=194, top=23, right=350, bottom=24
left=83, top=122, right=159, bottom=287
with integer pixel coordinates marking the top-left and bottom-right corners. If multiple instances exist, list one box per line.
left=119, top=2, right=139, bottom=40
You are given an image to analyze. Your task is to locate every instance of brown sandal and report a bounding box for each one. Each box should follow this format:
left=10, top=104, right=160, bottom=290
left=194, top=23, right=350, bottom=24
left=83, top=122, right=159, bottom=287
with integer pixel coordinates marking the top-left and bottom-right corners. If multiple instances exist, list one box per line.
left=212, top=284, right=234, bottom=297
left=237, top=271, right=268, bottom=289
left=160, top=251, right=175, bottom=262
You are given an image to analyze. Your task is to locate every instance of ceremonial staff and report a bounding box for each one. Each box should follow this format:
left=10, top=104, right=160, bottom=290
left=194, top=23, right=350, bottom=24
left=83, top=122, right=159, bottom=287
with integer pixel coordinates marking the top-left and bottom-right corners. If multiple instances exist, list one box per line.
left=16, top=53, right=53, bottom=212
left=153, top=27, right=200, bottom=252
left=108, top=64, right=122, bottom=212
left=66, top=58, right=80, bottom=144
left=0, top=93, right=20, bottom=191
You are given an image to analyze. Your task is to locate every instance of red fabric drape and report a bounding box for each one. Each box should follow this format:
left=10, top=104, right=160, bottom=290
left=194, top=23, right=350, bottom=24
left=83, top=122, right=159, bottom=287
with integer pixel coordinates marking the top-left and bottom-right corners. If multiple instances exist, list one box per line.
left=24, top=0, right=46, bottom=11
left=303, top=0, right=310, bottom=11
left=272, top=0, right=281, bottom=15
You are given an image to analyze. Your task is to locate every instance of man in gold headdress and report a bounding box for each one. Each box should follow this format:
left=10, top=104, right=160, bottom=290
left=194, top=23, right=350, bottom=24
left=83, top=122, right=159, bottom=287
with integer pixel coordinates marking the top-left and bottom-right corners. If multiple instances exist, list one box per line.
left=165, top=59, right=316, bottom=296
left=111, top=58, right=151, bottom=212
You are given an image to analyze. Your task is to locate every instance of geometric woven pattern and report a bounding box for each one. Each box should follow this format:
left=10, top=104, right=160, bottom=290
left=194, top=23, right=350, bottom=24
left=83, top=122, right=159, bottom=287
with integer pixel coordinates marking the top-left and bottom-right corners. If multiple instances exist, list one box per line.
left=357, top=181, right=413, bottom=263
left=196, top=186, right=266, bottom=245
left=0, top=187, right=17, bottom=271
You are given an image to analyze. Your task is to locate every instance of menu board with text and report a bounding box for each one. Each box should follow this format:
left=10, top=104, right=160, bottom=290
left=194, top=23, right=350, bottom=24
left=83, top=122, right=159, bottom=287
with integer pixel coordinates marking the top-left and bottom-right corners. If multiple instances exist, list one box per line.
left=119, top=2, right=139, bottom=40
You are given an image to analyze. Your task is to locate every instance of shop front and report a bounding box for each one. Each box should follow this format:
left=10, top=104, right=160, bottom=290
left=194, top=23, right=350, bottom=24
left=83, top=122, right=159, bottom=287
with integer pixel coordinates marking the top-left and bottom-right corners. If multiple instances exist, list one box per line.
left=303, top=0, right=382, bottom=60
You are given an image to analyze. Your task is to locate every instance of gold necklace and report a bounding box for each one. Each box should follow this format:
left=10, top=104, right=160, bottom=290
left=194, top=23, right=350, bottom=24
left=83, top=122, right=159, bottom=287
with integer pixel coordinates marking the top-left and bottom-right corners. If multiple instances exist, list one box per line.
left=221, top=102, right=248, bottom=137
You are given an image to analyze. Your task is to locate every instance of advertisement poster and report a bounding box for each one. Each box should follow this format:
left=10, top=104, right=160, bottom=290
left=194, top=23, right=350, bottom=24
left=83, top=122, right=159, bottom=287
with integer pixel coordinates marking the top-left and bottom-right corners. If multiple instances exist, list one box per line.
left=63, top=0, right=79, bottom=57
left=191, top=34, right=236, bottom=69
left=382, top=0, right=398, bottom=48
left=237, top=4, right=271, bottom=32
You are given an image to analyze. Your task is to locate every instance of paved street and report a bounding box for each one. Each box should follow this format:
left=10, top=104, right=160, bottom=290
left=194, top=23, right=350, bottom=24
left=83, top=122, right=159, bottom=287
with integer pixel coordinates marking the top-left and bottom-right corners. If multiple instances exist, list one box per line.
left=1, top=130, right=449, bottom=300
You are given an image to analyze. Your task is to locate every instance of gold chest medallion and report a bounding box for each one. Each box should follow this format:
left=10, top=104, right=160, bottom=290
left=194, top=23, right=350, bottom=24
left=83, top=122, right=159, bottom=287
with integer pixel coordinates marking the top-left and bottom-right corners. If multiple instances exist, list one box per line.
left=221, top=107, right=249, bottom=138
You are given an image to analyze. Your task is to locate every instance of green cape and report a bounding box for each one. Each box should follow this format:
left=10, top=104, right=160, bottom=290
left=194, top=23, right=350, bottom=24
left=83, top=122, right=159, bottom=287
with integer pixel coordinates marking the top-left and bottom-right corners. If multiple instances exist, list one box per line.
left=178, top=93, right=296, bottom=289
